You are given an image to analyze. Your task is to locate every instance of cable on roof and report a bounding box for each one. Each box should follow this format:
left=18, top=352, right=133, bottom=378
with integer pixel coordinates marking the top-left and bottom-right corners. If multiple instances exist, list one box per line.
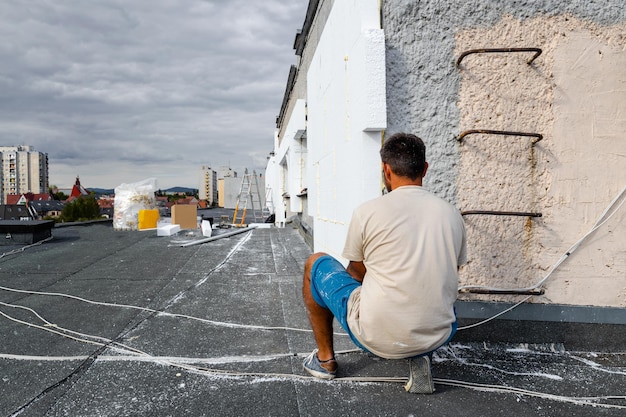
left=0, top=236, right=53, bottom=260
left=0, top=230, right=350, bottom=337
left=0, top=284, right=349, bottom=336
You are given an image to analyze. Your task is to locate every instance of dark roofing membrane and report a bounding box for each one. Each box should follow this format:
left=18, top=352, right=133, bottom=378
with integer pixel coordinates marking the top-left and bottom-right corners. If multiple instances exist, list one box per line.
left=0, top=223, right=624, bottom=415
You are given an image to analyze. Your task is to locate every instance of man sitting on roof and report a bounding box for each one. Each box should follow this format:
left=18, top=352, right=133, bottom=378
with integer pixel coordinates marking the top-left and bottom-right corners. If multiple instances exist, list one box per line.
left=302, top=132, right=467, bottom=393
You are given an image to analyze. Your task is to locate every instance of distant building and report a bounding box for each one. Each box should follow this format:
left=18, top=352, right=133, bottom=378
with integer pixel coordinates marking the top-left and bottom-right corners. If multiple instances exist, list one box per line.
left=219, top=170, right=265, bottom=211
left=0, top=145, right=49, bottom=204
left=2, top=192, right=61, bottom=219
left=218, top=176, right=240, bottom=209
left=6, top=192, right=53, bottom=205
left=175, top=196, right=199, bottom=206
left=199, top=166, right=218, bottom=206
left=218, top=166, right=237, bottom=179
left=30, top=200, right=65, bottom=219
left=0, top=205, right=34, bottom=221
left=97, top=197, right=114, bottom=219
left=70, top=176, right=90, bottom=198
left=217, top=166, right=239, bottom=209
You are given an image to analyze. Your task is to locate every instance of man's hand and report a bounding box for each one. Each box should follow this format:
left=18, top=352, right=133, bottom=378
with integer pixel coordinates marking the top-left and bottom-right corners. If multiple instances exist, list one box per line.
left=346, top=261, right=366, bottom=283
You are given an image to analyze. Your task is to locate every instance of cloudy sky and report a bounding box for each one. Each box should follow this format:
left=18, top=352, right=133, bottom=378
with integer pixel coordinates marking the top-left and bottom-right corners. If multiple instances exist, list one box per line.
left=0, top=0, right=307, bottom=190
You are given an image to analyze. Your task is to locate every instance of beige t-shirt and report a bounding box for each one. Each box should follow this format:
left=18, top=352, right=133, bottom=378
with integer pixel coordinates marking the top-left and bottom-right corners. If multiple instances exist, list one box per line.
left=342, top=186, right=466, bottom=359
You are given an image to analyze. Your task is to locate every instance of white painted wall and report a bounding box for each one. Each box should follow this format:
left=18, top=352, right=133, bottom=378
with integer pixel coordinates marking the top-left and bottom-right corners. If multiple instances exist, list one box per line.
left=264, top=144, right=279, bottom=222
left=306, top=0, right=386, bottom=260
left=267, top=99, right=308, bottom=226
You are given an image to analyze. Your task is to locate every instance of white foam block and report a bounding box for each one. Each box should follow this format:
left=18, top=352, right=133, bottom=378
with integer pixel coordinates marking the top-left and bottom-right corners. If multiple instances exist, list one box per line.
left=157, top=224, right=181, bottom=236
left=248, top=223, right=272, bottom=229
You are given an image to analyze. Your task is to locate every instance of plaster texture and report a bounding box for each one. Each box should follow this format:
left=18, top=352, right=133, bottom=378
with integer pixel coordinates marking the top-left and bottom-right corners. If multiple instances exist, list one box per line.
left=383, top=1, right=626, bottom=307
left=455, top=16, right=626, bottom=306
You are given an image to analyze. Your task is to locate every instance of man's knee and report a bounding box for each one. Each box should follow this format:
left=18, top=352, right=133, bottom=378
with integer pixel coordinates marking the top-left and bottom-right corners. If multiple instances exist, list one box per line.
left=304, top=252, right=328, bottom=278
left=307, top=252, right=328, bottom=265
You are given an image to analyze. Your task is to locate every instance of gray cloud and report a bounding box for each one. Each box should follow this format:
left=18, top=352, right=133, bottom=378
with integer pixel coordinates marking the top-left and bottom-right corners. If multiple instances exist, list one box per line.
left=0, top=0, right=305, bottom=189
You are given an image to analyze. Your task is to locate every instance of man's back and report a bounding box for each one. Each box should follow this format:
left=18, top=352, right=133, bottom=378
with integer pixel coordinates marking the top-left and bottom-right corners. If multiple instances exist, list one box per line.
left=342, top=185, right=466, bottom=359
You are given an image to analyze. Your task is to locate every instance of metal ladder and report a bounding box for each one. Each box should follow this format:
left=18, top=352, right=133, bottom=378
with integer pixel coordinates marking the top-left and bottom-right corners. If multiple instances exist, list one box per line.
left=232, top=170, right=265, bottom=226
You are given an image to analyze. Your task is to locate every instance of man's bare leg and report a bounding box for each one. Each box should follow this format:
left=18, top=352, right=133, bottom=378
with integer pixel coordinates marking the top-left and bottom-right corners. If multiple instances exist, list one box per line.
left=302, top=252, right=335, bottom=361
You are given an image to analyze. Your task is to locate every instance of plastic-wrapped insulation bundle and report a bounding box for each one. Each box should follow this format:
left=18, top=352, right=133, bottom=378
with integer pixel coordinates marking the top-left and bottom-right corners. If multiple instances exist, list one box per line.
left=113, top=178, right=158, bottom=231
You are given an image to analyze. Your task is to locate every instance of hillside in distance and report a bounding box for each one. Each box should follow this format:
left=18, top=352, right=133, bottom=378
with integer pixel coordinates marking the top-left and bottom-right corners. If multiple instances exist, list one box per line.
left=88, top=186, right=198, bottom=196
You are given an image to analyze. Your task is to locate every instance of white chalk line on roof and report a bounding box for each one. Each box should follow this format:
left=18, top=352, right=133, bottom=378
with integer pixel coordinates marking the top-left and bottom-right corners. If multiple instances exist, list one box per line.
left=0, top=294, right=626, bottom=409
left=0, top=354, right=89, bottom=361
left=569, top=355, right=626, bottom=376
left=1, top=354, right=625, bottom=409
left=0, top=353, right=295, bottom=364
left=2, top=303, right=626, bottom=410
left=0, top=298, right=600, bottom=394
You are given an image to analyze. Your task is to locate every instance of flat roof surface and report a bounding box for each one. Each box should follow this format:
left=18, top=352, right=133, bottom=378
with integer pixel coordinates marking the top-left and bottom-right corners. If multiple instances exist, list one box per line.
left=0, top=223, right=624, bottom=416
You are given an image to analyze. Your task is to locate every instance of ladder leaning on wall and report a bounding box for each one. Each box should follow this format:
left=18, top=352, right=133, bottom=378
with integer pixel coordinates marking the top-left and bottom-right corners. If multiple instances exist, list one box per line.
left=232, top=169, right=266, bottom=226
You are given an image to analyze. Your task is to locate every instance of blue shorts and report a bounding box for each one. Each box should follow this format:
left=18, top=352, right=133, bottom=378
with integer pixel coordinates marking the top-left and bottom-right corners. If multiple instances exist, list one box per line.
left=310, top=255, right=458, bottom=357
left=309, top=255, right=369, bottom=351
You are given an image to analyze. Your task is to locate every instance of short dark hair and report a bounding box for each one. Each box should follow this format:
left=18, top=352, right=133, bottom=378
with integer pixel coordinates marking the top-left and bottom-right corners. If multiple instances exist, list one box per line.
left=379, top=133, right=426, bottom=180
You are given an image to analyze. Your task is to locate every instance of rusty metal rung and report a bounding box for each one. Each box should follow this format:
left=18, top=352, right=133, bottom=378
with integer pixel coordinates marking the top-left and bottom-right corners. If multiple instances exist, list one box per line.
left=458, top=129, right=543, bottom=144
left=461, top=211, right=542, bottom=217
left=456, top=47, right=542, bottom=68
left=460, top=287, right=545, bottom=295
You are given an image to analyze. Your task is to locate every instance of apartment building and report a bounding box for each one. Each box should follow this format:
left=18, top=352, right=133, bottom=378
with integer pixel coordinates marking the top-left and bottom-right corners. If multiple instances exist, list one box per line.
left=198, top=165, right=218, bottom=206
left=217, top=166, right=237, bottom=209
left=0, top=145, right=49, bottom=204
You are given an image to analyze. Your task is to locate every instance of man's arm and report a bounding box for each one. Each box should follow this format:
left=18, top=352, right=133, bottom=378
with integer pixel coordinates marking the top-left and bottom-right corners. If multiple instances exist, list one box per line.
left=346, top=260, right=366, bottom=283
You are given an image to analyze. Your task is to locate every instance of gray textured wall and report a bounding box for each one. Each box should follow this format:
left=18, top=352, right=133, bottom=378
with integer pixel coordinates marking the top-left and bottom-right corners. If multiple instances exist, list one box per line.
left=383, top=0, right=626, bottom=206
